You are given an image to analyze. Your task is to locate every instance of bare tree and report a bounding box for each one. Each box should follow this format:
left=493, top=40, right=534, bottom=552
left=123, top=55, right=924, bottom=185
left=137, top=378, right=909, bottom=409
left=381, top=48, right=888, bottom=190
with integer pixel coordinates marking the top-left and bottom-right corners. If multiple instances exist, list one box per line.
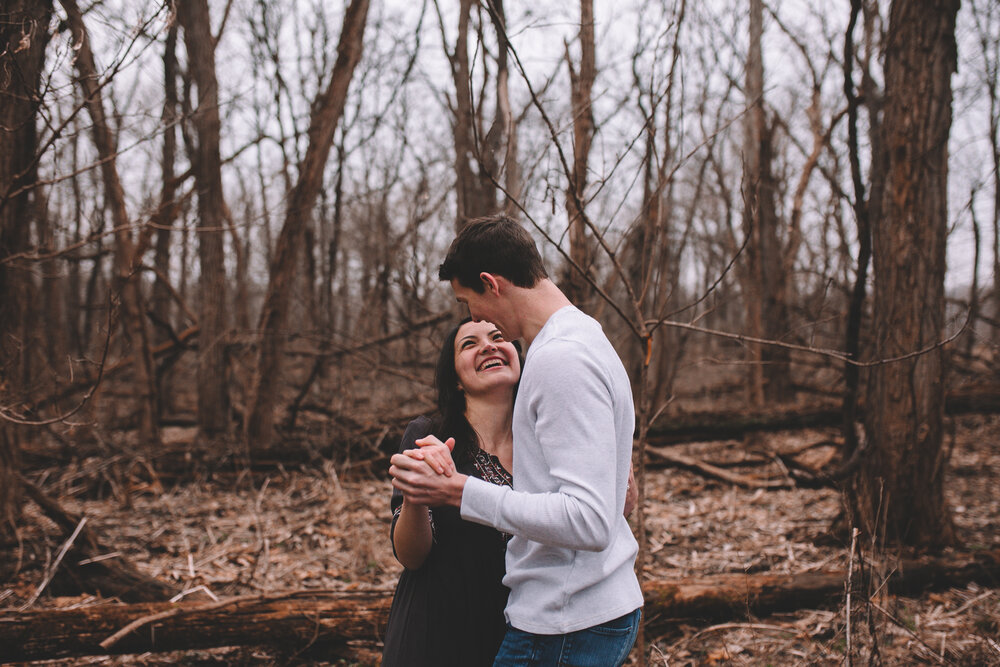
left=438, top=0, right=515, bottom=227
left=59, top=0, right=160, bottom=447
left=176, top=0, right=232, bottom=437
left=245, top=0, right=371, bottom=453
left=561, top=0, right=596, bottom=308
left=0, top=0, right=54, bottom=537
left=740, top=0, right=792, bottom=405
left=969, top=0, right=1000, bottom=359
left=839, top=0, right=876, bottom=466
left=850, top=0, right=960, bottom=547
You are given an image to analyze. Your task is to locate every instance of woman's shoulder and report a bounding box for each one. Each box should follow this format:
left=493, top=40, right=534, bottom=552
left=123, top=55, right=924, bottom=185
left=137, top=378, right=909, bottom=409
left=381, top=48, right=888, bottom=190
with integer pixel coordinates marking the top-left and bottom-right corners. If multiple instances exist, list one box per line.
left=398, top=415, right=437, bottom=452
left=405, top=415, right=435, bottom=432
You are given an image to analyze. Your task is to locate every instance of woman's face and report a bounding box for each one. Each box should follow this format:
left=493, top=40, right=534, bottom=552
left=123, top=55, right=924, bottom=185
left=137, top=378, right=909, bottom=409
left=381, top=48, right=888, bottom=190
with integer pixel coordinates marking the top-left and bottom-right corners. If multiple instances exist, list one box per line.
left=453, top=320, right=520, bottom=396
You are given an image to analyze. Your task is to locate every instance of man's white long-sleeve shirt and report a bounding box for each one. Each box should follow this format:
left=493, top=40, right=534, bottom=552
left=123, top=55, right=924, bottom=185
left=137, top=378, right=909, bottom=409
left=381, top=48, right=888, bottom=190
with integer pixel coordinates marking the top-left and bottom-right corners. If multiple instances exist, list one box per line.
left=461, top=306, right=643, bottom=634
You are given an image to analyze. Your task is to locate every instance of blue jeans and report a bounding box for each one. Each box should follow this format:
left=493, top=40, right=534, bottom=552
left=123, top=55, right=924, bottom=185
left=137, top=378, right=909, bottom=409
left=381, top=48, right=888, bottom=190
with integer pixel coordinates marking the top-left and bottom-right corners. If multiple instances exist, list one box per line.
left=492, top=608, right=641, bottom=666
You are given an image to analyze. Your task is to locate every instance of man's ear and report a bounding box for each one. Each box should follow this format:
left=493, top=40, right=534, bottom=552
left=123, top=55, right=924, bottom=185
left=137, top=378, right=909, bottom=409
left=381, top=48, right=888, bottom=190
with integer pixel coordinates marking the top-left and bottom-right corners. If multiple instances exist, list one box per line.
left=479, top=272, right=501, bottom=296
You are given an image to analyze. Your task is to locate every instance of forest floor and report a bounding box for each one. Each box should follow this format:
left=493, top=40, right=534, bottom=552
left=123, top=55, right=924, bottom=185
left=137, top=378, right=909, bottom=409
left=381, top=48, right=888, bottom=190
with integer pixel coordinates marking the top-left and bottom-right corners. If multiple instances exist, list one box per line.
left=3, top=413, right=1000, bottom=666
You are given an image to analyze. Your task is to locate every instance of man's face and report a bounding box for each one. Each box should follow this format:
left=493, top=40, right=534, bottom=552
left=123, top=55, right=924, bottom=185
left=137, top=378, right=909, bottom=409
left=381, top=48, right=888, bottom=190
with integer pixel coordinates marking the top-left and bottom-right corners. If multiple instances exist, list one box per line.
left=450, top=277, right=518, bottom=341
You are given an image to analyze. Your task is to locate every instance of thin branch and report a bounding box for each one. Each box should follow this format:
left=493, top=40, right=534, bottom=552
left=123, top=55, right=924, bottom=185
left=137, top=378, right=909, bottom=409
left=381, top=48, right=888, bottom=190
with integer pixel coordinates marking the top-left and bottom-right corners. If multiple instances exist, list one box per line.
left=0, top=293, right=114, bottom=426
left=650, top=312, right=971, bottom=368
left=19, top=518, right=88, bottom=610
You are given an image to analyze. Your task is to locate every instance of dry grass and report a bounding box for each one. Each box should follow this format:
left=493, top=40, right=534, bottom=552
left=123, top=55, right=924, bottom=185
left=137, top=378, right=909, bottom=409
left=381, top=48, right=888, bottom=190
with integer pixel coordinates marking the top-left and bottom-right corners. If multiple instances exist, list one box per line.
left=3, top=414, right=999, bottom=665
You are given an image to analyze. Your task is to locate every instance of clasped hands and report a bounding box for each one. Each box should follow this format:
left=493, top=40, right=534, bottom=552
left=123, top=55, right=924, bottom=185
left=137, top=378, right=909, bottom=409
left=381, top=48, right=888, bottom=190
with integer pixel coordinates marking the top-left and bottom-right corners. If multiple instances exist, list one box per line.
left=389, top=435, right=467, bottom=507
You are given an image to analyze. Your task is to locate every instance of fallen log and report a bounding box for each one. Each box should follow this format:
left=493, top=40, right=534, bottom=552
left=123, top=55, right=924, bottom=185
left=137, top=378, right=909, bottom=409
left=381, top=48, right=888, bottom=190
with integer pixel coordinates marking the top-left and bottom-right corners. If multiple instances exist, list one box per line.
left=0, top=590, right=392, bottom=663
left=647, top=383, right=1000, bottom=445
left=643, top=548, right=1000, bottom=625
left=3, top=549, right=997, bottom=663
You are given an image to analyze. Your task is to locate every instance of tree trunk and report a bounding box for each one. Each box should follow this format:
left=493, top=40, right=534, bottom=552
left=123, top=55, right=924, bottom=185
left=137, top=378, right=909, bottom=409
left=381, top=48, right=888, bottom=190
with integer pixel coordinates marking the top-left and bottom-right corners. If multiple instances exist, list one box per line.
left=853, top=0, right=960, bottom=548
left=0, top=0, right=53, bottom=539
left=59, top=0, right=159, bottom=447
left=177, top=0, right=231, bottom=437
left=245, top=0, right=370, bottom=453
left=448, top=0, right=498, bottom=227
left=741, top=0, right=791, bottom=405
left=974, top=0, right=1000, bottom=363
left=36, top=192, right=69, bottom=386
left=4, top=549, right=998, bottom=663
left=490, top=0, right=520, bottom=217
left=561, top=0, right=596, bottom=309
left=150, top=23, right=180, bottom=417
left=484, top=0, right=519, bottom=218
left=840, top=0, right=875, bottom=461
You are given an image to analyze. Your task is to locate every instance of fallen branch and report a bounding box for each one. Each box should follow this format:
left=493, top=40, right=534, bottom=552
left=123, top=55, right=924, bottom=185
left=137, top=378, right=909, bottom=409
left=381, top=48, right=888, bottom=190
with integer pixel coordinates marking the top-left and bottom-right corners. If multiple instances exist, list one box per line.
left=20, top=476, right=179, bottom=602
left=646, top=446, right=791, bottom=488
left=2, top=549, right=998, bottom=662
left=20, top=517, right=88, bottom=609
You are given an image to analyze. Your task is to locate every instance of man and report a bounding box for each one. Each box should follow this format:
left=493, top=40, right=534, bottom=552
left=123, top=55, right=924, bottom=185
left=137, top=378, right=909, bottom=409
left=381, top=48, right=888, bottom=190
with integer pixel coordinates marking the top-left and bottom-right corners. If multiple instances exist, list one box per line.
left=390, top=215, right=642, bottom=666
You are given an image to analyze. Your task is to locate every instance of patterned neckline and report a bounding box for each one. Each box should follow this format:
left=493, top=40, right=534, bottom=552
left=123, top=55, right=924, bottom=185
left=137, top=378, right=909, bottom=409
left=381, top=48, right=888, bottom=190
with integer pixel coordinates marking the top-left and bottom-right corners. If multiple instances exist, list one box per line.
left=472, top=448, right=513, bottom=488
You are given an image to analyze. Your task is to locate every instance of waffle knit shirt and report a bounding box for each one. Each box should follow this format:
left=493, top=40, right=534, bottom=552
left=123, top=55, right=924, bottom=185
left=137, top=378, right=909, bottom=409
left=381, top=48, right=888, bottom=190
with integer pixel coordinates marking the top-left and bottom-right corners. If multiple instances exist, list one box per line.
left=460, top=306, right=643, bottom=634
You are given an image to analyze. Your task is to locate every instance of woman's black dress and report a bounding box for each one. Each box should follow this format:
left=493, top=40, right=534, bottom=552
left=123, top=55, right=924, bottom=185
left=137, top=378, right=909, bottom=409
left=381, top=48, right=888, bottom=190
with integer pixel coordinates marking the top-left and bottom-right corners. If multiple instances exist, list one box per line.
left=381, top=417, right=512, bottom=667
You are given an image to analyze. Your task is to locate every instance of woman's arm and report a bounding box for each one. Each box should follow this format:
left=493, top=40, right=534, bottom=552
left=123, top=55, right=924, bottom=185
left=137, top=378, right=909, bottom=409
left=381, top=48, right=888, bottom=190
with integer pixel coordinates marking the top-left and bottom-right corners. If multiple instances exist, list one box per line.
left=390, top=498, right=433, bottom=569
left=388, top=418, right=437, bottom=569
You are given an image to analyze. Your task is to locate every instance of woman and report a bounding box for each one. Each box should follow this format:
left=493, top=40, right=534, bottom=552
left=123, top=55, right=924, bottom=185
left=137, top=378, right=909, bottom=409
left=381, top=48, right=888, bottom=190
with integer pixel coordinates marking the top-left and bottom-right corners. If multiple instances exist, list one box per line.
left=381, top=318, right=520, bottom=666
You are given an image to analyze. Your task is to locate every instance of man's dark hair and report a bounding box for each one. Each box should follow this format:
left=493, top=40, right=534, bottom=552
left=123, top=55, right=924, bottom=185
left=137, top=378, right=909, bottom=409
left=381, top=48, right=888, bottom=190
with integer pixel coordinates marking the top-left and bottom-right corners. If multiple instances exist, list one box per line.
left=438, top=214, right=548, bottom=293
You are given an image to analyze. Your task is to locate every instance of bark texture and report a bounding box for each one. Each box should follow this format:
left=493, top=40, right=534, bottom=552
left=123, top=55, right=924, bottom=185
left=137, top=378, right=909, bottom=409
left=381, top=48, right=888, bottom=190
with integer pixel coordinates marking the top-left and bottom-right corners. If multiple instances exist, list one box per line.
left=741, top=0, right=791, bottom=404
left=855, top=0, right=960, bottom=547
left=0, top=0, right=53, bottom=537
left=448, top=0, right=499, bottom=226
left=176, top=0, right=231, bottom=436
left=562, top=0, right=596, bottom=307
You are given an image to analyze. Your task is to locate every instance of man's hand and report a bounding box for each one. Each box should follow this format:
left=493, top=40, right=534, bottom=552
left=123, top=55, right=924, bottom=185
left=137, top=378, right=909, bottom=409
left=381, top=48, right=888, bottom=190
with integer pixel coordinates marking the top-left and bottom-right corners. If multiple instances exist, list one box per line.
left=390, top=450, right=467, bottom=507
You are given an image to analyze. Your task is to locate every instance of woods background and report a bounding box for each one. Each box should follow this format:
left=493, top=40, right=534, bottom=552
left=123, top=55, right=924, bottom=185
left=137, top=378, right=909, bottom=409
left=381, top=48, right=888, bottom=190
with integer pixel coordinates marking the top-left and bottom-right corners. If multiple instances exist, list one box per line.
left=1, top=0, right=999, bottom=663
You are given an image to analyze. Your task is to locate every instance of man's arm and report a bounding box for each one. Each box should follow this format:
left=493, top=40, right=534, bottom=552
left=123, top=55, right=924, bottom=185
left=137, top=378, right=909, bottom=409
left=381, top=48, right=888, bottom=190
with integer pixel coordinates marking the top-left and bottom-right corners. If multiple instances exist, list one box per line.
left=462, top=342, right=628, bottom=551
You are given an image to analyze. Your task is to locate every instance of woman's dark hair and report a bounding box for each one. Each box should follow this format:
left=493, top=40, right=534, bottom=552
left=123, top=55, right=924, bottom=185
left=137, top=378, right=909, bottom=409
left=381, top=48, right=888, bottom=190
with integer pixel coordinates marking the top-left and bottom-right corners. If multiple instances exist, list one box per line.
left=432, top=318, right=520, bottom=463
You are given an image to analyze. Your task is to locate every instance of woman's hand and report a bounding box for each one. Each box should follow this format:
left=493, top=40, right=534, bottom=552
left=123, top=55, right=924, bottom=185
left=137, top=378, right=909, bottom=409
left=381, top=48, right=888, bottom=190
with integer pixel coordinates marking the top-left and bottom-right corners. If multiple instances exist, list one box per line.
left=624, top=466, right=638, bottom=517
left=403, top=434, right=457, bottom=477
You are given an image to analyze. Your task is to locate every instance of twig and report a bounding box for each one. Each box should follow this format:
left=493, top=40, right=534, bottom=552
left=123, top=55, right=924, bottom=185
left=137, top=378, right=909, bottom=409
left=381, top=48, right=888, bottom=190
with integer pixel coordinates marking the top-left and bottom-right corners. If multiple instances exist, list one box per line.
left=846, top=527, right=858, bottom=666
left=868, top=600, right=956, bottom=666
left=100, top=597, right=235, bottom=650
left=76, top=551, right=121, bottom=566
left=20, top=517, right=88, bottom=610
left=942, top=590, right=994, bottom=618
left=649, top=315, right=972, bottom=368
left=0, top=291, right=114, bottom=426
left=690, top=622, right=801, bottom=638
left=169, top=585, right=220, bottom=603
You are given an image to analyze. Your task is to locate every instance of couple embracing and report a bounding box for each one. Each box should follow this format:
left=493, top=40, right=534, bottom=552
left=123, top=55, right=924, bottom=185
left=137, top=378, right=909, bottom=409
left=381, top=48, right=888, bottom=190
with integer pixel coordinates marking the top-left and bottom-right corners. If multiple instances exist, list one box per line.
left=383, top=215, right=643, bottom=666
